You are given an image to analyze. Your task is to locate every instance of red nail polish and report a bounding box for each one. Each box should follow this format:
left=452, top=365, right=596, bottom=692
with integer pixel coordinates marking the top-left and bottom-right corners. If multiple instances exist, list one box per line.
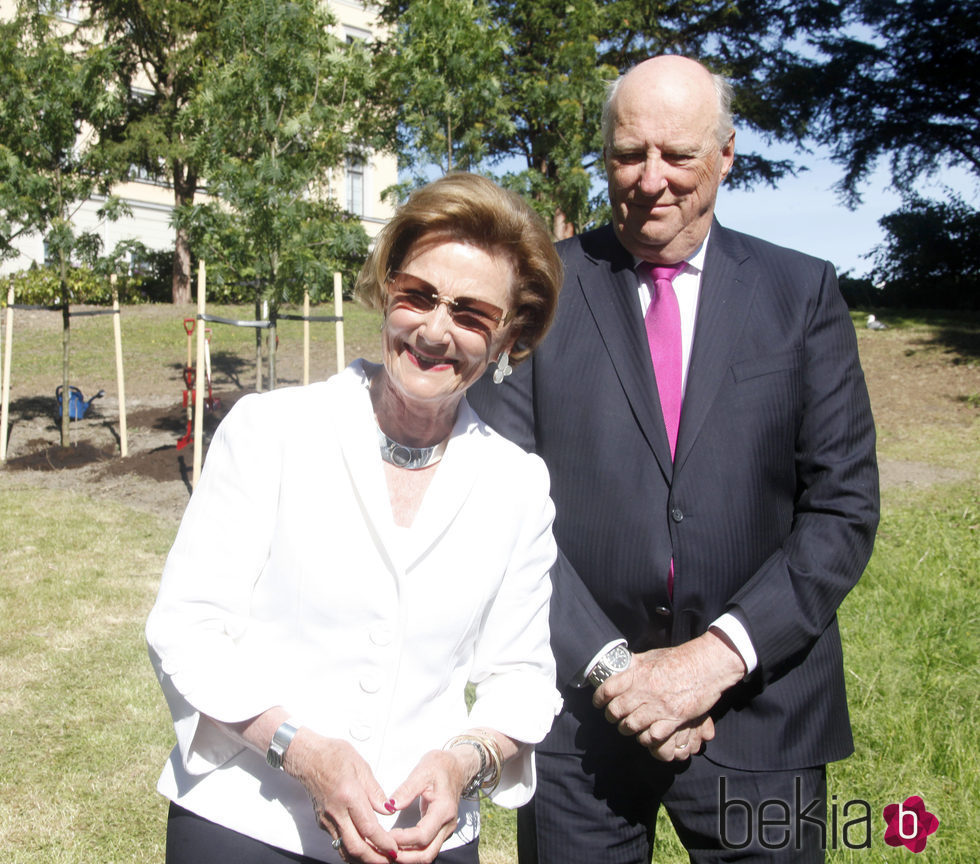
left=387, top=851, right=398, bottom=861
left=384, top=799, right=396, bottom=813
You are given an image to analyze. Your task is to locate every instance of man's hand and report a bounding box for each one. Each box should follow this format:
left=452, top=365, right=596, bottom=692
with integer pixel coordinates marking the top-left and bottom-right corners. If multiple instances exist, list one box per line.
left=593, top=630, right=745, bottom=758
left=638, top=715, right=715, bottom=761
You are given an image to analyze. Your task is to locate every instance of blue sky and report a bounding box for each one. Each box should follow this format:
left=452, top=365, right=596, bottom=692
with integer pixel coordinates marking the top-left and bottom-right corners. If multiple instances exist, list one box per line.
left=714, top=129, right=976, bottom=279
left=714, top=130, right=899, bottom=278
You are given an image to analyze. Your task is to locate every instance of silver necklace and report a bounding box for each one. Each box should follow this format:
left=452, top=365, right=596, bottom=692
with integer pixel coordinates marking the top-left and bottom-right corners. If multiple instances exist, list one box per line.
left=376, top=425, right=448, bottom=470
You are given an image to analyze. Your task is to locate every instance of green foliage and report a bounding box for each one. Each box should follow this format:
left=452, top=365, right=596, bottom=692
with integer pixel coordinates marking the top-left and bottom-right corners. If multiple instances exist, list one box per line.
left=870, top=194, right=980, bottom=310
left=87, top=0, right=253, bottom=301
left=767, top=0, right=980, bottom=206
left=183, top=0, right=373, bottom=315
left=375, top=0, right=514, bottom=179
left=375, top=0, right=850, bottom=234
left=5, top=265, right=151, bottom=306
left=0, top=4, right=126, bottom=264
left=0, top=3, right=132, bottom=443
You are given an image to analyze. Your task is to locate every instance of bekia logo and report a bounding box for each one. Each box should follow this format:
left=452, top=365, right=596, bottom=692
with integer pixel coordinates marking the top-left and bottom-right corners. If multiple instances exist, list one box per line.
left=719, top=779, right=939, bottom=852
left=883, top=796, right=939, bottom=853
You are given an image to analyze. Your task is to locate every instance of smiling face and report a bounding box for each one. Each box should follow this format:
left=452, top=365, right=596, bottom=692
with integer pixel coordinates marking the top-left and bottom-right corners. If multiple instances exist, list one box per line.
left=380, top=237, right=518, bottom=415
left=605, top=56, right=735, bottom=264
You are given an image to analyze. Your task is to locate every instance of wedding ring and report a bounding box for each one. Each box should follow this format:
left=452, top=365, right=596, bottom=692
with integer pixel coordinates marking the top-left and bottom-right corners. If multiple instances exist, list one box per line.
left=332, top=836, right=344, bottom=850
left=675, top=741, right=689, bottom=749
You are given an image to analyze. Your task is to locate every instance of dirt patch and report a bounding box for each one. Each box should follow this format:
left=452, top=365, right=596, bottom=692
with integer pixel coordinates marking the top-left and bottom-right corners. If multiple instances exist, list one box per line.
left=1, top=391, right=249, bottom=521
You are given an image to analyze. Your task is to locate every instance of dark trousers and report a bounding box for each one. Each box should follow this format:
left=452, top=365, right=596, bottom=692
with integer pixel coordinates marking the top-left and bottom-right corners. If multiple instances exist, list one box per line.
left=518, top=750, right=827, bottom=864
left=166, top=802, right=480, bottom=864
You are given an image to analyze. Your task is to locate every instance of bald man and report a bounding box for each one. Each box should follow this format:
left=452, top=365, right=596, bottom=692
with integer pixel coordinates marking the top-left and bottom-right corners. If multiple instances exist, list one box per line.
left=470, top=56, right=879, bottom=862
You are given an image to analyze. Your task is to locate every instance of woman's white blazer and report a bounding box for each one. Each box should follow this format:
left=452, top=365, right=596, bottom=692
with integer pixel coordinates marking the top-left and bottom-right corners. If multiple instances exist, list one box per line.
left=146, top=360, right=561, bottom=860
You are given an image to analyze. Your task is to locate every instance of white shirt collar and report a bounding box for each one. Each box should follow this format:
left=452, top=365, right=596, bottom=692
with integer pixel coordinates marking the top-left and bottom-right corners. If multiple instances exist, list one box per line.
left=632, top=228, right=710, bottom=275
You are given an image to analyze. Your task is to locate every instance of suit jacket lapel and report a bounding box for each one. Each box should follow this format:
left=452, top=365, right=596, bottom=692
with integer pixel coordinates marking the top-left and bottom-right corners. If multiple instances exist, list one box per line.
left=675, top=222, right=755, bottom=472
left=578, top=226, right=674, bottom=477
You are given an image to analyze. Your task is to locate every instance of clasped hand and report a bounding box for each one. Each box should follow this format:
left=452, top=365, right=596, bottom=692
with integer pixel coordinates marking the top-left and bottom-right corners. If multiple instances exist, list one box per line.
left=592, top=631, right=745, bottom=761
left=293, top=736, right=472, bottom=864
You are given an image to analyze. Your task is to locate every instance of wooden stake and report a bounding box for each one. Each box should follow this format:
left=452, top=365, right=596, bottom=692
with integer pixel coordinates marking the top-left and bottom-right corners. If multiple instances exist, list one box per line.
left=192, top=261, right=206, bottom=488
left=334, top=272, right=345, bottom=374
left=111, top=275, right=128, bottom=457
left=0, top=281, right=13, bottom=462
left=302, top=288, right=310, bottom=386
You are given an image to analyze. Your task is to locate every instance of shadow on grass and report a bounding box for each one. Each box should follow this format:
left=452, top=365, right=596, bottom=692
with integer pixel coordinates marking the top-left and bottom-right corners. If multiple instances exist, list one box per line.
left=927, top=326, right=980, bottom=363
left=861, top=309, right=980, bottom=363
left=167, top=350, right=254, bottom=391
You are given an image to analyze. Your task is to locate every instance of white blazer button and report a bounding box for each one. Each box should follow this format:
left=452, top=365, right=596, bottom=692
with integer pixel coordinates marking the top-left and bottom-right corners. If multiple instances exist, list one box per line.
left=350, top=724, right=372, bottom=741
left=360, top=676, right=381, bottom=694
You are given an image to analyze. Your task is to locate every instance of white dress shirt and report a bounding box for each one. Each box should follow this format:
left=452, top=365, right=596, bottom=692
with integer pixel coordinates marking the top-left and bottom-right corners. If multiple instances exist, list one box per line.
left=146, top=360, right=562, bottom=861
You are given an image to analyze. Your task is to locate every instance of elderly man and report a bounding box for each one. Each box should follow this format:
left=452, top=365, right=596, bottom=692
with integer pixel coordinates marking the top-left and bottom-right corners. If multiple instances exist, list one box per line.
left=469, top=56, right=879, bottom=862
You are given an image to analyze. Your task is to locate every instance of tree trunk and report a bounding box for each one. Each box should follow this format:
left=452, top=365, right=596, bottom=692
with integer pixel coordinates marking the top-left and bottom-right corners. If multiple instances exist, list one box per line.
left=172, top=231, right=192, bottom=305
left=552, top=207, right=576, bottom=240
left=171, top=162, right=197, bottom=304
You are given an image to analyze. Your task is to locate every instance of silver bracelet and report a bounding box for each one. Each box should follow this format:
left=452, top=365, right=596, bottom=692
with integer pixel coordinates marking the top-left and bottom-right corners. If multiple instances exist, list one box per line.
left=445, top=732, right=503, bottom=799
left=266, top=718, right=300, bottom=771
left=446, top=737, right=487, bottom=799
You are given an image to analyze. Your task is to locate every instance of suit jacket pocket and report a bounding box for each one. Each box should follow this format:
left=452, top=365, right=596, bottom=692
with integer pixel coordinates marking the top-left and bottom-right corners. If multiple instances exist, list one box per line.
left=730, top=348, right=802, bottom=382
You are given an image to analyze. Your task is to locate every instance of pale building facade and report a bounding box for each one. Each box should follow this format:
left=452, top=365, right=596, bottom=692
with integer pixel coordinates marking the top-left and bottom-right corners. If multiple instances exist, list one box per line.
left=0, top=0, right=397, bottom=274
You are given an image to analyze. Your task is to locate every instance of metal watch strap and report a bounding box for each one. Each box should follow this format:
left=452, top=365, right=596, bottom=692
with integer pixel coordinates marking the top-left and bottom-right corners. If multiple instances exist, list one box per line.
left=266, top=719, right=300, bottom=770
left=587, top=662, right=614, bottom=687
left=586, top=644, right=631, bottom=688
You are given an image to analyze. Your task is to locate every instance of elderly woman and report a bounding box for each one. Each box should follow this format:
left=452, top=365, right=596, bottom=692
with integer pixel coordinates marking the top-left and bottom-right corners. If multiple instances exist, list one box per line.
left=145, top=173, right=563, bottom=864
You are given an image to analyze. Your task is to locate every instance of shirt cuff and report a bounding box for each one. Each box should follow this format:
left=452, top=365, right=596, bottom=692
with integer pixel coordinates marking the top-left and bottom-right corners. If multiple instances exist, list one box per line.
left=573, top=639, right=628, bottom=688
left=710, top=613, right=757, bottom=675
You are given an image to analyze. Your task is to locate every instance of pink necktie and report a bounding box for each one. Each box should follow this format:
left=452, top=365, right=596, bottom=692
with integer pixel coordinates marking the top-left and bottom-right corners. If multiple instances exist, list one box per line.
left=644, top=262, right=685, bottom=459
left=644, top=262, right=684, bottom=600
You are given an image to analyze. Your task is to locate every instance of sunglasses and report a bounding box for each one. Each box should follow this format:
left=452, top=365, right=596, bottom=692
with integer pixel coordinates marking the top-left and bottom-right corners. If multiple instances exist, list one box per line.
left=387, top=272, right=513, bottom=336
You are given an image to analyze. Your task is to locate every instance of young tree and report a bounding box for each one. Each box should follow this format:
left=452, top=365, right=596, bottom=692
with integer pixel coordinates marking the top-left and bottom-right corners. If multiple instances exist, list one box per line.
left=0, top=3, right=126, bottom=446
left=185, top=0, right=373, bottom=386
left=374, top=0, right=513, bottom=187
left=84, top=0, right=226, bottom=303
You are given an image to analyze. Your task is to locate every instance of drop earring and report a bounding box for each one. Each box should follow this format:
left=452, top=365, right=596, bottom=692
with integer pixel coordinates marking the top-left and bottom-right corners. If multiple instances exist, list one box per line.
left=492, top=350, right=512, bottom=384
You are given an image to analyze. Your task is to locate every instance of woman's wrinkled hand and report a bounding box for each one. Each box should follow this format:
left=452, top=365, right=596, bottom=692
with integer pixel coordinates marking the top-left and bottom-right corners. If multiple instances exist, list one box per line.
left=386, top=748, right=474, bottom=863
left=285, top=732, right=400, bottom=863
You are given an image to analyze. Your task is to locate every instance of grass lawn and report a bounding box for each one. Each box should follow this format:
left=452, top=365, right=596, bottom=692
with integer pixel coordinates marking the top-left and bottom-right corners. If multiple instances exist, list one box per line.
left=1, top=307, right=977, bottom=862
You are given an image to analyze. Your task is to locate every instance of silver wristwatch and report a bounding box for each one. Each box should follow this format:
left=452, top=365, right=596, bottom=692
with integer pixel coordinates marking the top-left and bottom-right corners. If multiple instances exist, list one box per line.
left=586, top=644, right=632, bottom=688
left=266, top=719, right=300, bottom=770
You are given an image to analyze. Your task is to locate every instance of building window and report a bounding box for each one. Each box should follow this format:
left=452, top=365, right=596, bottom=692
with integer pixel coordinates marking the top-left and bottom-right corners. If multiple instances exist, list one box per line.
left=346, top=159, right=365, bottom=216
left=344, top=26, right=371, bottom=45
left=41, top=1, right=84, bottom=23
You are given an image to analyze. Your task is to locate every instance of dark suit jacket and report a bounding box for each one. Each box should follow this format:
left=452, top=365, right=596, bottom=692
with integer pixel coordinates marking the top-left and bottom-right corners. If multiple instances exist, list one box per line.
left=469, top=220, right=879, bottom=772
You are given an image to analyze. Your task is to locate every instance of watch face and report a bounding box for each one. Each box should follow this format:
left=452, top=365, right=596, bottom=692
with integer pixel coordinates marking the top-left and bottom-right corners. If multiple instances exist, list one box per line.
left=606, top=646, right=631, bottom=671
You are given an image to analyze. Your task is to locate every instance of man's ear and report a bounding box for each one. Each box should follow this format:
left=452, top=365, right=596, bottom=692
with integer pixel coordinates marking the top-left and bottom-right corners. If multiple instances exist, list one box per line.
left=719, top=130, right=735, bottom=182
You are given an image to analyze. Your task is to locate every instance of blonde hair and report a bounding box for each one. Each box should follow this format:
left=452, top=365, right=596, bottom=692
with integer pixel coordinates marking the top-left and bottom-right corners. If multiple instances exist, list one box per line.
left=356, top=173, right=562, bottom=364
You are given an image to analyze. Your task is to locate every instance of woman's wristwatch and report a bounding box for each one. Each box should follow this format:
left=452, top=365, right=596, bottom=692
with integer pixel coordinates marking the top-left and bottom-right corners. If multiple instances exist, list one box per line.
left=586, top=643, right=632, bottom=688
left=266, top=719, right=301, bottom=770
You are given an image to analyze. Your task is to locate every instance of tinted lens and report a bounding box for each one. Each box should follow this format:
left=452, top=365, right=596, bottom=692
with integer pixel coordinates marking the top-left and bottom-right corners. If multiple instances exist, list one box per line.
left=447, top=300, right=503, bottom=333
left=391, top=287, right=438, bottom=314
left=389, top=273, right=505, bottom=335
